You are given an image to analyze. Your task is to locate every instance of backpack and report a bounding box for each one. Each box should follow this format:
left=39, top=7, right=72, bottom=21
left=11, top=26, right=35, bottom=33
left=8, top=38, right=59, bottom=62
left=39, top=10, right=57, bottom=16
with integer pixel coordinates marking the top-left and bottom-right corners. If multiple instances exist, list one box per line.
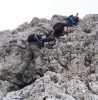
left=34, top=34, right=43, bottom=49
left=27, top=34, right=43, bottom=49
left=68, top=15, right=76, bottom=26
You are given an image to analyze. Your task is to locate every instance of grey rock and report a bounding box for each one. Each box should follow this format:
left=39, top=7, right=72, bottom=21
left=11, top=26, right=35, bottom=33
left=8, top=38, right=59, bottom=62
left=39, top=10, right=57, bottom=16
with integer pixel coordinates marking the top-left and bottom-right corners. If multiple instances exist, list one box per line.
left=1, top=14, right=98, bottom=100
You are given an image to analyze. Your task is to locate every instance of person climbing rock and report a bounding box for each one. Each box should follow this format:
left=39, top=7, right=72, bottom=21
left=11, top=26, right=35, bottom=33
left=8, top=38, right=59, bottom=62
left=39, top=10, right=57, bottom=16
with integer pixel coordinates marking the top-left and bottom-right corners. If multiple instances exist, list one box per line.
left=15, top=33, right=56, bottom=87
left=53, top=22, right=68, bottom=38
left=67, top=13, right=79, bottom=26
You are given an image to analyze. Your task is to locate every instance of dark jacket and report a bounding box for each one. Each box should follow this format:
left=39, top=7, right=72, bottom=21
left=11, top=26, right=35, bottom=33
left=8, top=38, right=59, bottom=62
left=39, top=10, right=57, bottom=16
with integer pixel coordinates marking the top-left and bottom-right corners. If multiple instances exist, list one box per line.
left=53, top=22, right=68, bottom=37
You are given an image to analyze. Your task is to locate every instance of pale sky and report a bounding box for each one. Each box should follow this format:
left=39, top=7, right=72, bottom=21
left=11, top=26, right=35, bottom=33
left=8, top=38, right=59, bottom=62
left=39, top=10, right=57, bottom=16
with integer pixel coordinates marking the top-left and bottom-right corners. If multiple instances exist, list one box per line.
left=0, top=0, right=98, bottom=30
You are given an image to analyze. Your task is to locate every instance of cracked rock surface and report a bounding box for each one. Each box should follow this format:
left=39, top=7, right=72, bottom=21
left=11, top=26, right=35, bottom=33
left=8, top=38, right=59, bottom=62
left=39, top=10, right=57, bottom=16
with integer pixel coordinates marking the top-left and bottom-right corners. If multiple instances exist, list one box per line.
left=0, top=14, right=98, bottom=100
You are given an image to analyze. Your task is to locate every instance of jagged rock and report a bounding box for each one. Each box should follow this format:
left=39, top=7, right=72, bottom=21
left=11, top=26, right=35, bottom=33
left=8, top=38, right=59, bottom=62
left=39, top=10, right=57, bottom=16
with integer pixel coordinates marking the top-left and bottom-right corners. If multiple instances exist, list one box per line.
left=0, top=14, right=98, bottom=99
left=37, top=23, right=53, bottom=35
left=87, top=74, right=98, bottom=95
left=0, top=80, right=19, bottom=100
left=0, top=18, right=54, bottom=89
left=12, top=22, right=31, bottom=33
left=1, top=72, right=76, bottom=100
left=2, top=71, right=98, bottom=100
left=89, top=81, right=98, bottom=95
left=51, top=15, right=66, bottom=25
left=29, top=17, right=41, bottom=27
left=40, top=18, right=49, bottom=23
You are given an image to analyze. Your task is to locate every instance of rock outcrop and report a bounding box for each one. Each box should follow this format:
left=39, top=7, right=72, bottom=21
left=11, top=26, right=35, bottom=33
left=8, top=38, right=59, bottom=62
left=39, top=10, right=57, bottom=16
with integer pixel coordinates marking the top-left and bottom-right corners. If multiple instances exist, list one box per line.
left=0, top=14, right=98, bottom=100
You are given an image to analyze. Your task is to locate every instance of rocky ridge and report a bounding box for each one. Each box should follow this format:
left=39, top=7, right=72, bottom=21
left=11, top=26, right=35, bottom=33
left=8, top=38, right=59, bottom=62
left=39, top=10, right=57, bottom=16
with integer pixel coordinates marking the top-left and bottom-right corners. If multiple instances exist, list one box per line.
left=0, top=14, right=98, bottom=100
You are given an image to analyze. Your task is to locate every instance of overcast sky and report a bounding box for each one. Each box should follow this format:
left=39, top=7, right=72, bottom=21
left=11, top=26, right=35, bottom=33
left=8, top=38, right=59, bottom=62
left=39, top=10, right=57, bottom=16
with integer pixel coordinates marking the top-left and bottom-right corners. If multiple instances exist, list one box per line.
left=0, top=0, right=98, bottom=30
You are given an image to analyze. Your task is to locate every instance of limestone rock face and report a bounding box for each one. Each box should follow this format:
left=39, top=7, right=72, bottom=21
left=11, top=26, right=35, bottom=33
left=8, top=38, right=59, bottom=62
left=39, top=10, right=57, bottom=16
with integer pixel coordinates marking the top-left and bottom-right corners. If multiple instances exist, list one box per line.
left=51, top=15, right=66, bottom=25
left=0, top=80, right=18, bottom=100
left=2, top=72, right=98, bottom=100
left=1, top=14, right=98, bottom=100
left=2, top=72, right=76, bottom=100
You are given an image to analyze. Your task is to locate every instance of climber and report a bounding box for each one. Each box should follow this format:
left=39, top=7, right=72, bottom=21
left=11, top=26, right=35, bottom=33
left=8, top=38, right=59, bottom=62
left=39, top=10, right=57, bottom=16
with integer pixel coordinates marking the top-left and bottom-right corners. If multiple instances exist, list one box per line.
left=53, top=22, right=68, bottom=38
left=75, top=13, right=79, bottom=25
left=15, top=34, right=43, bottom=86
left=66, top=13, right=79, bottom=27
left=15, top=33, right=56, bottom=86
